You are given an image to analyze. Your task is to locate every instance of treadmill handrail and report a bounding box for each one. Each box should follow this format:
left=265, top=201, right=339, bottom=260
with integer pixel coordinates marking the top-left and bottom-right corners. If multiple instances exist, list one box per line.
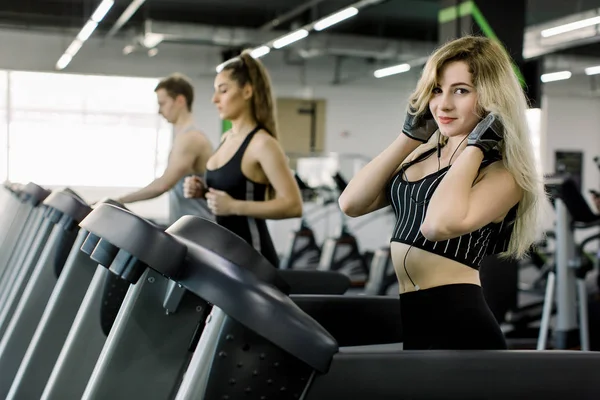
left=20, top=182, right=51, bottom=205
left=43, top=190, right=91, bottom=223
left=79, top=204, right=187, bottom=279
left=171, top=234, right=339, bottom=373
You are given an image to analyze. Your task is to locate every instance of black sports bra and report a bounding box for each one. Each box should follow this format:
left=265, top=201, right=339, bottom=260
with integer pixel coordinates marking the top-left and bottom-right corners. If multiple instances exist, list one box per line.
left=386, top=147, right=517, bottom=270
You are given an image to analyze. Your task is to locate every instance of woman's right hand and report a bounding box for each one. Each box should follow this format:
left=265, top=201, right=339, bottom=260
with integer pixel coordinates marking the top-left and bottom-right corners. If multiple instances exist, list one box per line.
left=402, top=106, right=438, bottom=143
left=184, top=176, right=207, bottom=199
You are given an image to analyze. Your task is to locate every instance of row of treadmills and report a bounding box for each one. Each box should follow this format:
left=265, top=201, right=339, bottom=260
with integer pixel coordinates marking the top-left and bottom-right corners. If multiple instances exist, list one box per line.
left=0, top=181, right=599, bottom=400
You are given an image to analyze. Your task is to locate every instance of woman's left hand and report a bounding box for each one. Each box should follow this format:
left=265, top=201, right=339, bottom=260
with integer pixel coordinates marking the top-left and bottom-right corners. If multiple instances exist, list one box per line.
left=467, top=113, right=504, bottom=153
left=206, top=188, right=238, bottom=216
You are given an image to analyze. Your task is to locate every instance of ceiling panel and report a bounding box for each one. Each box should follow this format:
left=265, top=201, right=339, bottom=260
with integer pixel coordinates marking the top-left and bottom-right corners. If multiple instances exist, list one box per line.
left=3, top=0, right=600, bottom=59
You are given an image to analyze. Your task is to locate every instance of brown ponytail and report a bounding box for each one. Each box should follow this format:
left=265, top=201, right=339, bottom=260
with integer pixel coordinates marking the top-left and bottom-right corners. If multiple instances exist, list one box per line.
left=221, top=51, right=280, bottom=200
left=221, top=50, right=278, bottom=139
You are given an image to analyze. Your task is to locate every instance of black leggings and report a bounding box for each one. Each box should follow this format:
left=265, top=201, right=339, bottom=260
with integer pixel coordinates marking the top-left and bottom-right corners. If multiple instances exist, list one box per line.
left=399, top=283, right=507, bottom=350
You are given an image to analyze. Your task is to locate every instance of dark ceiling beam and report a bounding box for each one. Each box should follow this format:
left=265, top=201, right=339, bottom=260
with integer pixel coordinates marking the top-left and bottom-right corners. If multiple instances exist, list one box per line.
left=105, top=0, right=146, bottom=39
left=258, top=0, right=328, bottom=31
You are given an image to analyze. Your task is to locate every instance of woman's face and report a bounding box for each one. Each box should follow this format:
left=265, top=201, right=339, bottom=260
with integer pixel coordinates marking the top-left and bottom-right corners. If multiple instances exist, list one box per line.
left=212, top=70, right=251, bottom=121
left=428, top=61, right=481, bottom=138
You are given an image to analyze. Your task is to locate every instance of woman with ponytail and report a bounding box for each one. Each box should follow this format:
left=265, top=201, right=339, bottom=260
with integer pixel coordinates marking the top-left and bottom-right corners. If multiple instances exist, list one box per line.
left=184, top=50, right=303, bottom=267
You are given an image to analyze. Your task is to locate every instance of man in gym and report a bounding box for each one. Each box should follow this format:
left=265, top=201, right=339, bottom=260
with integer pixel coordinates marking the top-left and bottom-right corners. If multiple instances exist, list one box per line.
left=117, top=73, right=214, bottom=223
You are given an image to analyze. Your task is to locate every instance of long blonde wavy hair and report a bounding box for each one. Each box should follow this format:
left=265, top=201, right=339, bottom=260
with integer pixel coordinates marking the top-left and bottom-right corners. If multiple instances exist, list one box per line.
left=408, top=35, right=545, bottom=259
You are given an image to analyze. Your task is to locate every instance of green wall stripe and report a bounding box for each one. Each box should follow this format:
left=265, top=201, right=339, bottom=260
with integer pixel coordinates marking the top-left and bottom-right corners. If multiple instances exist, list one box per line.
left=438, top=0, right=525, bottom=86
left=438, top=4, right=458, bottom=24
left=221, top=119, right=232, bottom=135
left=439, top=1, right=472, bottom=23
left=468, top=2, right=526, bottom=85
left=459, top=1, right=475, bottom=19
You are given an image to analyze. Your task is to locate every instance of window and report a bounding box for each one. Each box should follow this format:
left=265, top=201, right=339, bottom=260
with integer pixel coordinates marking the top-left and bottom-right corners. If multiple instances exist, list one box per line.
left=8, top=112, right=160, bottom=187
left=526, top=107, right=543, bottom=174
left=7, top=71, right=168, bottom=187
left=10, top=71, right=87, bottom=111
left=0, top=110, right=7, bottom=183
left=0, top=71, right=7, bottom=182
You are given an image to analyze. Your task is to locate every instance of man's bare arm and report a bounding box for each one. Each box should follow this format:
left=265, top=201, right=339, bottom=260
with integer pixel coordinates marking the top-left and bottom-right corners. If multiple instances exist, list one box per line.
left=118, top=133, right=206, bottom=204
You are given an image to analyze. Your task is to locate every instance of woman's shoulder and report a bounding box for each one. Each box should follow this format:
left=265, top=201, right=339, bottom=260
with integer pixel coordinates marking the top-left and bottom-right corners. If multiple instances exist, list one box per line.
left=220, top=130, right=231, bottom=143
left=476, top=153, right=516, bottom=187
left=246, top=129, right=282, bottom=157
left=407, top=144, right=437, bottom=163
left=250, top=128, right=277, bottom=146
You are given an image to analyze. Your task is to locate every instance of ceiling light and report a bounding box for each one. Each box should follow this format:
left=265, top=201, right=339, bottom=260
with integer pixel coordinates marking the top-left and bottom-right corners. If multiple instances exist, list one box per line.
left=54, top=0, right=115, bottom=70
left=374, top=63, right=411, bottom=78
left=65, top=40, right=83, bottom=57
left=77, top=20, right=98, bottom=41
left=541, top=16, right=600, bottom=37
left=585, top=65, right=600, bottom=75
left=540, top=71, right=572, bottom=83
left=314, top=7, right=359, bottom=31
left=91, top=0, right=114, bottom=23
left=56, top=54, right=73, bottom=71
left=250, top=46, right=271, bottom=58
left=273, top=29, right=309, bottom=49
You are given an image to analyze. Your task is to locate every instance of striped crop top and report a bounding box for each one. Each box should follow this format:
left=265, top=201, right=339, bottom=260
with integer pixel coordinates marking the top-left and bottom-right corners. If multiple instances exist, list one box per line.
left=386, top=147, right=517, bottom=270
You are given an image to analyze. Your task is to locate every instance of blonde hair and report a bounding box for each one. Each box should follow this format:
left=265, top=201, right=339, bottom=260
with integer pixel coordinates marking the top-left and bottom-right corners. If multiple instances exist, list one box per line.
left=409, top=35, right=545, bottom=259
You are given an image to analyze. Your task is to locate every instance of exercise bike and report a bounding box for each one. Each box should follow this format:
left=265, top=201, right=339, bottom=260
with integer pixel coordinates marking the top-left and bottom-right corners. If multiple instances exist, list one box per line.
left=316, top=172, right=374, bottom=287
left=537, top=174, right=599, bottom=351
left=279, top=174, right=329, bottom=270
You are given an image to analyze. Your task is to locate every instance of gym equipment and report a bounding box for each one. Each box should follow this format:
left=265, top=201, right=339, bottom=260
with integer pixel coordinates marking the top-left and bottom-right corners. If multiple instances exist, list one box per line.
left=0, top=189, right=91, bottom=398
left=0, top=182, right=50, bottom=281
left=78, top=205, right=600, bottom=400
left=71, top=205, right=397, bottom=399
left=0, top=188, right=74, bottom=338
left=317, top=172, right=372, bottom=286
left=0, top=185, right=51, bottom=291
left=4, top=199, right=123, bottom=400
left=279, top=174, right=331, bottom=270
left=363, top=246, right=396, bottom=296
left=40, top=200, right=180, bottom=400
left=0, top=183, right=23, bottom=246
left=538, top=175, right=598, bottom=350
left=0, top=182, right=29, bottom=248
left=478, top=254, right=545, bottom=348
left=40, top=226, right=138, bottom=400
left=40, top=204, right=349, bottom=400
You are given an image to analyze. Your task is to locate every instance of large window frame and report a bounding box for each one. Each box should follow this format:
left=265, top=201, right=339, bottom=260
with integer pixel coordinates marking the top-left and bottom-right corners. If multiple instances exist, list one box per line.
left=0, top=70, right=171, bottom=187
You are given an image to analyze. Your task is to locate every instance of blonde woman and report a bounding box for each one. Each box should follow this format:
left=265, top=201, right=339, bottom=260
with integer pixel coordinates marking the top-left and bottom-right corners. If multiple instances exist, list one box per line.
left=339, top=35, right=544, bottom=350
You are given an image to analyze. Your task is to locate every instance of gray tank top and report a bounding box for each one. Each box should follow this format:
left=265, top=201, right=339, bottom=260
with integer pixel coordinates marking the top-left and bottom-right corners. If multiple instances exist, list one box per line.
left=167, top=125, right=214, bottom=224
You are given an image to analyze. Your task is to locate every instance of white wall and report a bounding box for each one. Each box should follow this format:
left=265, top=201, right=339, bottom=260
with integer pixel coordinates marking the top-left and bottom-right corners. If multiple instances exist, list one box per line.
left=541, top=92, right=600, bottom=244
left=542, top=94, right=600, bottom=190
